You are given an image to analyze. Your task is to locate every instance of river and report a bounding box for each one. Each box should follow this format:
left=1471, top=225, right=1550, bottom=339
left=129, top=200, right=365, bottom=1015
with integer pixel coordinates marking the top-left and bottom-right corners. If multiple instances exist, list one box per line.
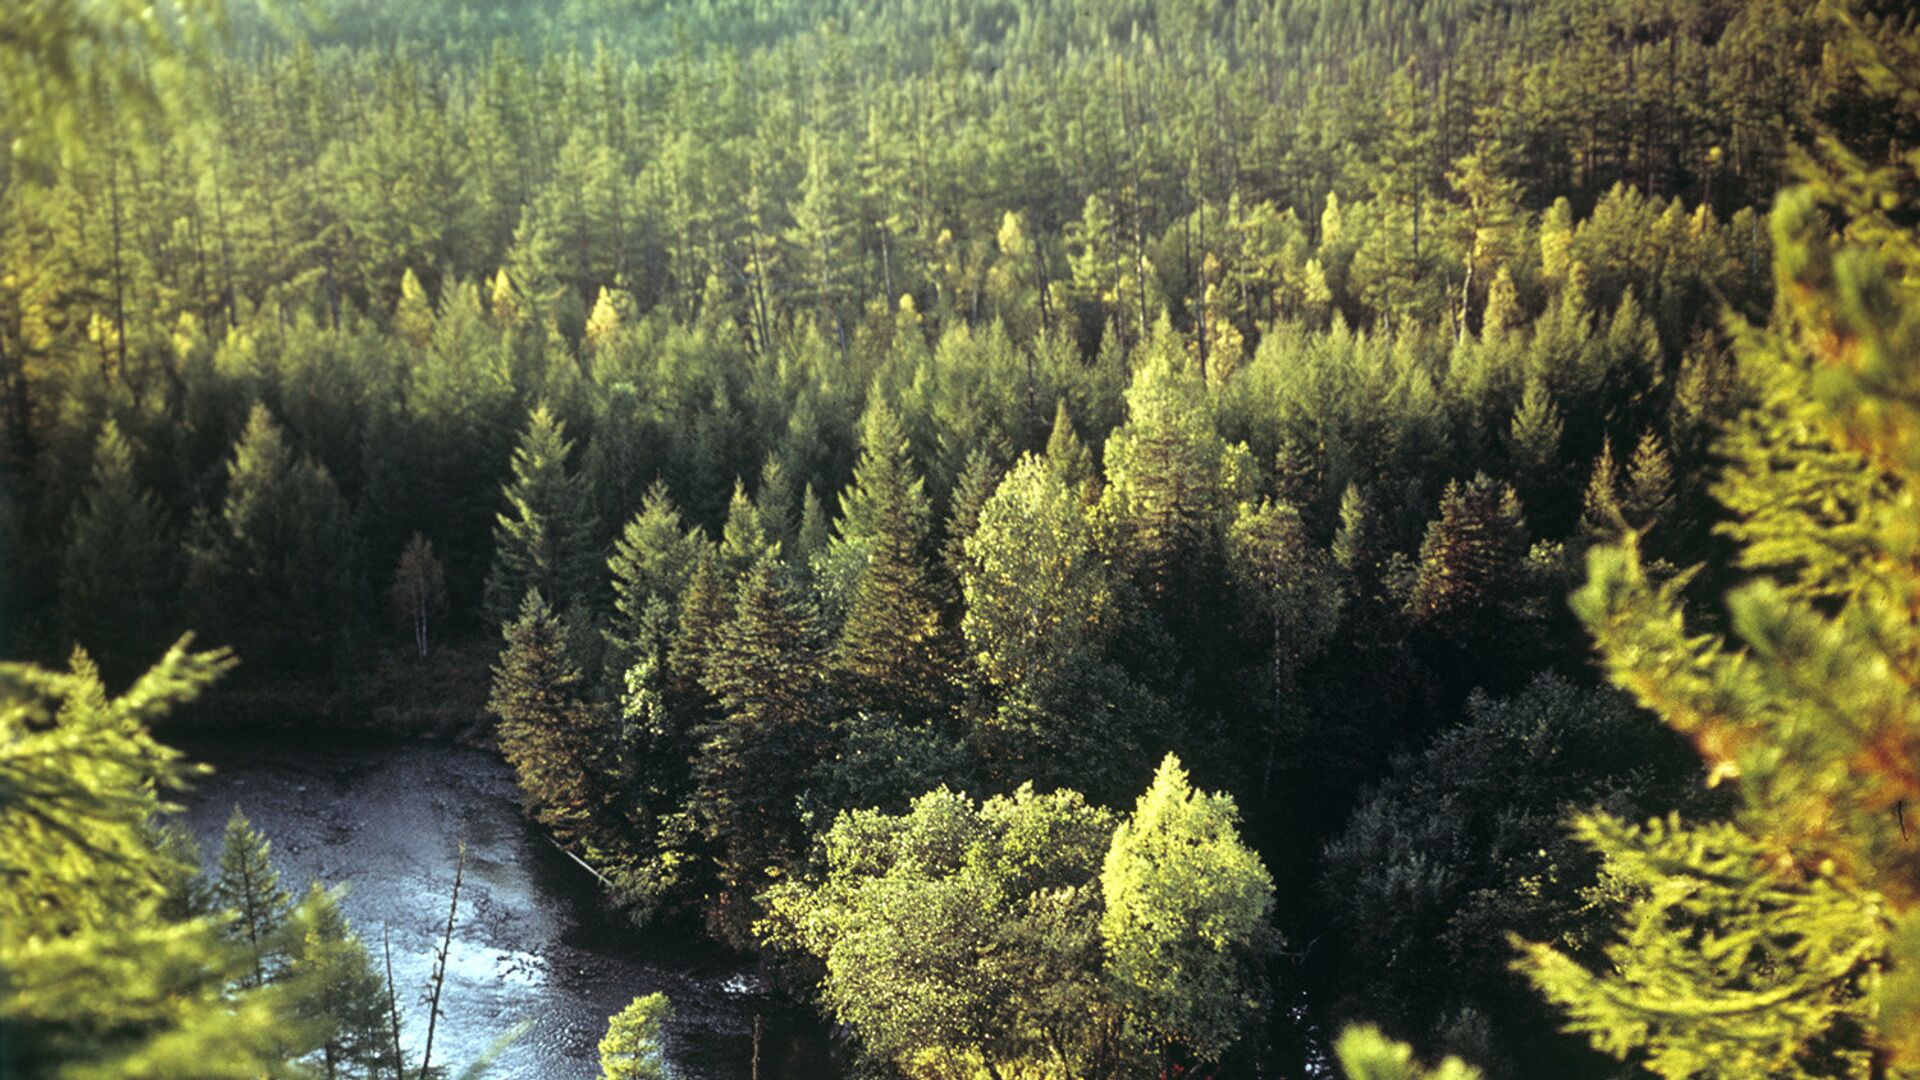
left=174, top=734, right=836, bottom=1079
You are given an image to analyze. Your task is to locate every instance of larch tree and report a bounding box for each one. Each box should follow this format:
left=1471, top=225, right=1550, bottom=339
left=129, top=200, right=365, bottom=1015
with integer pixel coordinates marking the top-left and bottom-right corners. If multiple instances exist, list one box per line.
left=0, top=641, right=294, bottom=1078
left=1520, top=30, right=1920, bottom=1079
left=214, top=806, right=292, bottom=990
left=598, top=993, right=672, bottom=1080
left=284, top=883, right=395, bottom=1080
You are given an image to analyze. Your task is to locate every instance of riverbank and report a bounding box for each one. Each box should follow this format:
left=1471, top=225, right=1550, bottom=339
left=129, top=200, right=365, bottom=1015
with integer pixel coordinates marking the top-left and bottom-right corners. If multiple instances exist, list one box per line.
left=173, top=733, right=836, bottom=1079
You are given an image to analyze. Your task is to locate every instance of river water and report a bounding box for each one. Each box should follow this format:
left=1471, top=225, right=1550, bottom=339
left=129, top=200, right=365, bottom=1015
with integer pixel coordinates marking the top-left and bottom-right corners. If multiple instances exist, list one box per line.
left=174, top=734, right=835, bottom=1079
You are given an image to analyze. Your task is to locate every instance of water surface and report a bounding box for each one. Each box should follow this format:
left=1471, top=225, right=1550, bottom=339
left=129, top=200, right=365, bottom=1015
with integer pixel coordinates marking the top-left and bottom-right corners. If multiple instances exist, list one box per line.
left=175, top=734, right=831, bottom=1079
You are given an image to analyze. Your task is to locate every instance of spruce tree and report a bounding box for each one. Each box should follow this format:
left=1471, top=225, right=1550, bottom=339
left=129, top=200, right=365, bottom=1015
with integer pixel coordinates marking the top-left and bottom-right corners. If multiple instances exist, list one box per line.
left=215, top=806, right=292, bottom=989
left=488, top=590, right=609, bottom=843
left=606, top=482, right=700, bottom=677
left=828, top=401, right=954, bottom=720
left=484, top=404, right=598, bottom=626
left=1406, top=473, right=1531, bottom=647
left=1521, top=41, right=1920, bottom=1077
left=192, top=403, right=356, bottom=671
left=940, top=446, right=1000, bottom=587
left=718, top=478, right=777, bottom=584
left=691, top=551, right=827, bottom=946
left=59, top=420, right=175, bottom=682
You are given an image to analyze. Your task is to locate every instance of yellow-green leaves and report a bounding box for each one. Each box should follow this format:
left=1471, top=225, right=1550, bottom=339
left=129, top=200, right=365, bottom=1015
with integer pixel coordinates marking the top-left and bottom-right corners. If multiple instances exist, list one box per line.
left=1101, top=753, right=1276, bottom=1062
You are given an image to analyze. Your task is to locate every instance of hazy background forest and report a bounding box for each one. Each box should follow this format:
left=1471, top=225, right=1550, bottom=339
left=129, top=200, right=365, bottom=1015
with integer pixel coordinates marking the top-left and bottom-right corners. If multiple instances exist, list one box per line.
left=4, top=0, right=1920, bottom=1078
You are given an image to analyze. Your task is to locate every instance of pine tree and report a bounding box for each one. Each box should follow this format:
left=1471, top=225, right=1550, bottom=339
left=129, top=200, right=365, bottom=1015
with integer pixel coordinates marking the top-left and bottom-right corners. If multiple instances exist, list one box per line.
left=692, top=552, right=827, bottom=946
left=484, top=404, right=599, bottom=626
left=215, top=806, right=292, bottom=989
left=1521, top=37, right=1920, bottom=1076
left=828, top=401, right=953, bottom=720
left=60, top=419, right=176, bottom=682
left=488, top=590, right=609, bottom=843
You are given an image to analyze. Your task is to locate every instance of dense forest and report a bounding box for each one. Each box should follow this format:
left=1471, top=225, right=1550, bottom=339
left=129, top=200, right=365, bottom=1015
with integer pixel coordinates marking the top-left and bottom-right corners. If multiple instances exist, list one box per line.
left=4, top=0, right=1920, bottom=1077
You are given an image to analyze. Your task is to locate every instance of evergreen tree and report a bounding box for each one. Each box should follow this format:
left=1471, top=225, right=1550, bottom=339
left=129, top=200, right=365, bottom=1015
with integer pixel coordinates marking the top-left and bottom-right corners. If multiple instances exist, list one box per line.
left=1406, top=473, right=1533, bottom=655
left=214, top=806, right=292, bottom=989
left=828, top=401, right=953, bottom=720
left=488, top=590, right=610, bottom=843
left=1619, top=429, right=1674, bottom=532
left=691, top=551, right=827, bottom=946
left=192, top=403, right=356, bottom=672
left=59, top=420, right=176, bottom=682
left=940, top=446, right=999, bottom=587
left=1522, top=37, right=1920, bottom=1075
left=284, top=883, right=395, bottom=1080
left=606, top=482, right=700, bottom=676
left=718, top=478, right=777, bottom=584
left=484, top=404, right=599, bottom=626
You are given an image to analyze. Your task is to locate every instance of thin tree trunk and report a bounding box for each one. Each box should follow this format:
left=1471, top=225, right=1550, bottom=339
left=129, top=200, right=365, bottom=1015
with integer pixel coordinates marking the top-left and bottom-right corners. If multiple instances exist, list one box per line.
left=418, top=843, right=465, bottom=1080
left=384, top=928, right=406, bottom=1080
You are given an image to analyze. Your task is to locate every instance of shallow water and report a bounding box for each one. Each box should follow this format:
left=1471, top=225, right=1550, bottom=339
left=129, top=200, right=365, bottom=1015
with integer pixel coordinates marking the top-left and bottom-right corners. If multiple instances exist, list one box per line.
left=174, top=734, right=833, bottom=1079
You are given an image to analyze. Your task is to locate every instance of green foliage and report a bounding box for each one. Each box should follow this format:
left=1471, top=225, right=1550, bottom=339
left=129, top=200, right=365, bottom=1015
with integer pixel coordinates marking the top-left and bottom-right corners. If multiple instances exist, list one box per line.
left=0, top=641, right=297, bottom=1079
left=189, top=403, right=356, bottom=671
left=284, top=882, right=398, bottom=1080
left=1521, top=23, right=1920, bottom=1077
left=488, top=590, right=612, bottom=844
left=1337, top=1025, right=1484, bottom=1080
left=60, top=421, right=177, bottom=682
left=693, top=552, right=828, bottom=946
left=1321, top=675, right=1708, bottom=1071
left=761, top=783, right=1130, bottom=1078
left=1102, top=754, right=1277, bottom=1063
left=484, top=405, right=599, bottom=626
left=214, top=805, right=291, bottom=988
left=598, top=993, right=672, bottom=1080
left=826, top=401, right=954, bottom=720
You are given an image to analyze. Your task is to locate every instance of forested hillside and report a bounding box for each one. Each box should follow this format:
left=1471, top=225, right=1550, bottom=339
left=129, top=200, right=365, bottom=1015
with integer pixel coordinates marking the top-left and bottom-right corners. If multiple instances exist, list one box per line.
left=4, top=0, right=1920, bottom=1078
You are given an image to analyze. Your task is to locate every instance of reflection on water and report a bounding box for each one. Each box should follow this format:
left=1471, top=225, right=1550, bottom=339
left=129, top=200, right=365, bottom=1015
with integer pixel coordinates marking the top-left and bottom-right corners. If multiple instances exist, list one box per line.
left=174, top=734, right=835, bottom=1079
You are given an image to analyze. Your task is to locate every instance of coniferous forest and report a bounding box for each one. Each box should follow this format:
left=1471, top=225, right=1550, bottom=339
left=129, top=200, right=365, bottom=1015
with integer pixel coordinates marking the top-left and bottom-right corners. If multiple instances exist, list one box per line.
left=4, top=0, right=1920, bottom=1077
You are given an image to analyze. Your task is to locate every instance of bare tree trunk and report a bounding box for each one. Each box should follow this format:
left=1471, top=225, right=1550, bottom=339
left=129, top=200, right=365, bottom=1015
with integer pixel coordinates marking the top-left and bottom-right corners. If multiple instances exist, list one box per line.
left=418, top=843, right=465, bottom=1080
left=384, top=928, right=406, bottom=1080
